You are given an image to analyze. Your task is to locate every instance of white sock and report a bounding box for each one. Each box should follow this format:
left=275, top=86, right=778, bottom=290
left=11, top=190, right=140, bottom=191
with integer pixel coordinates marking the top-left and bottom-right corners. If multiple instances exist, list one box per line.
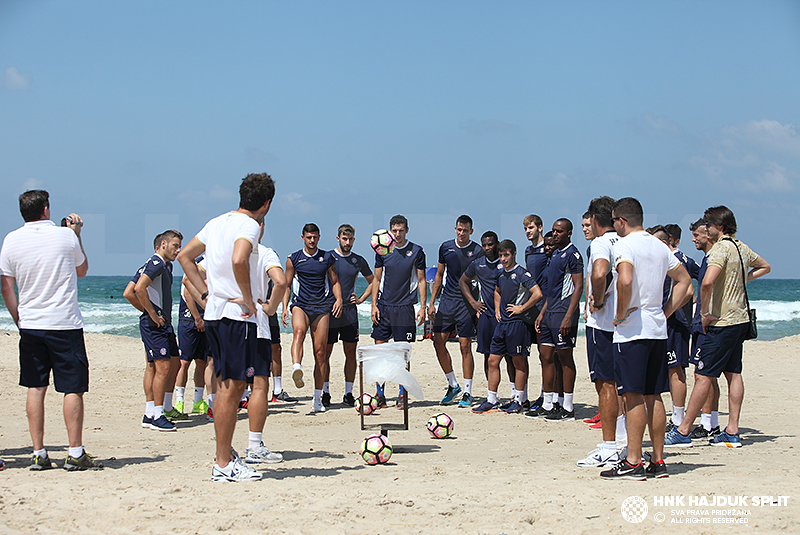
left=68, top=446, right=84, bottom=459
left=154, top=405, right=165, bottom=419
left=175, top=387, right=185, bottom=403
left=464, top=379, right=473, bottom=395
left=543, top=392, right=554, bottom=410
left=487, top=391, right=498, bottom=404
left=145, top=401, right=155, bottom=418
left=563, top=393, right=574, bottom=412
left=557, top=395, right=564, bottom=407
left=273, top=376, right=282, bottom=394
left=672, top=406, right=685, bottom=426
left=710, top=411, right=719, bottom=429
left=323, top=382, right=330, bottom=394
left=293, top=363, right=302, bottom=371
left=163, top=393, right=173, bottom=412
left=514, top=390, right=522, bottom=402
left=345, top=382, right=354, bottom=395
left=314, top=389, right=322, bottom=402
left=701, top=412, right=712, bottom=431
left=208, top=394, right=215, bottom=410
left=522, top=386, right=529, bottom=403
left=509, top=383, right=515, bottom=397
left=34, top=448, right=47, bottom=458
left=248, top=431, right=262, bottom=451
left=615, top=414, right=627, bottom=449
left=194, top=387, right=204, bottom=404
left=601, top=440, right=617, bottom=453
left=445, top=371, right=458, bottom=388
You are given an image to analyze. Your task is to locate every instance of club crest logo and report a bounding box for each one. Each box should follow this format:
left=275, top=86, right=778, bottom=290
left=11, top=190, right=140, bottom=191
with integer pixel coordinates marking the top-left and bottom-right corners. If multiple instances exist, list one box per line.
left=406, top=251, right=412, bottom=256
left=160, top=348, right=167, bottom=356
left=246, top=367, right=255, bottom=377
left=511, top=273, right=517, bottom=279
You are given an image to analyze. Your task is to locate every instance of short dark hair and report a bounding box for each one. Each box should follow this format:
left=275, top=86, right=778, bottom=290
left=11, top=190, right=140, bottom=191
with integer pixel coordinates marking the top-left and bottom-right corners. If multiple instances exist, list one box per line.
left=647, top=225, right=669, bottom=242
left=338, top=224, right=355, bottom=237
left=481, top=230, right=498, bottom=242
left=587, top=196, right=615, bottom=229
left=689, top=218, right=706, bottom=232
left=498, top=239, right=516, bottom=254
left=456, top=214, right=473, bottom=228
left=19, top=190, right=49, bottom=222
left=239, top=173, right=275, bottom=211
left=523, top=214, right=542, bottom=227
left=582, top=211, right=592, bottom=220
left=544, top=231, right=554, bottom=239
left=389, top=214, right=408, bottom=229
left=704, top=205, right=737, bottom=235
left=664, top=224, right=681, bottom=243
left=154, top=229, right=183, bottom=249
left=302, top=223, right=320, bottom=235
left=554, top=218, right=573, bottom=232
left=612, top=197, right=643, bottom=227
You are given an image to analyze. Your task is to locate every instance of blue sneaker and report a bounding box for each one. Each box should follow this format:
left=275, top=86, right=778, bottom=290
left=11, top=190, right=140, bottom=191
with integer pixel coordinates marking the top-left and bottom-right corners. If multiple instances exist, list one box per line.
left=457, top=393, right=474, bottom=408
left=150, top=415, right=177, bottom=432
left=440, top=385, right=462, bottom=405
left=141, top=415, right=153, bottom=428
left=471, top=400, right=499, bottom=414
left=709, top=428, right=741, bottom=448
left=504, top=400, right=523, bottom=414
left=664, top=428, right=692, bottom=448
left=529, top=396, right=543, bottom=411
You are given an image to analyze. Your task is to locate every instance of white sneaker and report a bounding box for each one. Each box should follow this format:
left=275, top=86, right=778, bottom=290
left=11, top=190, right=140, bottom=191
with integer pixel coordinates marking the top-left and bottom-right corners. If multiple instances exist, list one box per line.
left=576, top=448, right=619, bottom=468
left=312, top=398, right=326, bottom=412
left=211, top=456, right=262, bottom=481
left=292, top=367, right=305, bottom=388
left=245, top=443, right=284, bottom=464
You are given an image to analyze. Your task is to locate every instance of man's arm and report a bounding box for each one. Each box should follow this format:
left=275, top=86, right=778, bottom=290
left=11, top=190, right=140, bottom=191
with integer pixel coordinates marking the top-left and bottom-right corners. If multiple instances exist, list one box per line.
left=356, top=274, right=375, bottom=305
left=663, top=264, right=693, bottom=319
left=508, top=284, right=543, bottom=317
left=134, top=274, right=164, bottom=327
left=281, top=257, right=295, bottom=326
left=262, top=266, right=287, bottom=317
left=590, top=258, right=610, bottom=310
left=67, top=213, right=88, bottom=278
left=177, top=238, right=208, bottom=297
left=459, top=273, right=485, bottom=314
left=183, top=277, right=205, bottom=332
left=614, top=261, right=633, bottom=326
left=328, top=265, right=343, bottom=318
left=0, top=275, right=19, bottom=326
left=416, top=268, right=427, bottom=325
left=370, top=267, right=382, bottom=324
left=560, top=271, right=584, bottom=336
left=123, top=281, right=145, bottom=313
left=231, top=237, right=256, bottom=318
left=699, top=265, right=721, bottom=332
left=748, top=256, right=771, bottom=282
left=494, top=286, right=502, bottom=323
left=427, top=262, right=445, bottom=318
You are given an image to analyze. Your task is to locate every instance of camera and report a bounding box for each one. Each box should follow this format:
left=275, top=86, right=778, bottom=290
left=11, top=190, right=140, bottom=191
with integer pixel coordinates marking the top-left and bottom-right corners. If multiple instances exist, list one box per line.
left=60, top=217, right=71, bottom=227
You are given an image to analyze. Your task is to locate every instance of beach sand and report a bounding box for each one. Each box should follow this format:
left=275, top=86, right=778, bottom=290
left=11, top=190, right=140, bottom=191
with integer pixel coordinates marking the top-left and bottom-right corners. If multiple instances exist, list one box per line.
left=0, top=330, right=797, bottom=534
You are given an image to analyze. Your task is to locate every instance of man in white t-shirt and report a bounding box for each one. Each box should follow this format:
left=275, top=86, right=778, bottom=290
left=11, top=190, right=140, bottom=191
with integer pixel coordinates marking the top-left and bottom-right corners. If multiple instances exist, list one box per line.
left=0, top=190, right=102, bottom=471
left=178, top=173, right=275, bottom=482
left=599, top=197, right=692, bottom=481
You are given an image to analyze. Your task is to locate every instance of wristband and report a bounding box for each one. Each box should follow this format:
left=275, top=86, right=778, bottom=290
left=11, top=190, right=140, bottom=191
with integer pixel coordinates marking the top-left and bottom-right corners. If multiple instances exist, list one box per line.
left=701, top=312, right=712, bottom=317
left=201, top=291, right=208, bottom=301
left=614, top=315, right=626, bottom=323
left=594, top=301, right=605, bottom=309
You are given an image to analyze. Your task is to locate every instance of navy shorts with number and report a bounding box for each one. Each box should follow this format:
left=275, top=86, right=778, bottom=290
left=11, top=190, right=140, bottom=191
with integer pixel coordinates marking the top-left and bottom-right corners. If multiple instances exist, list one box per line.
left=178, top=319, right=208, bottom=362
left=690, top=330, right=705, bottom=366
left=476, top=312, right=498, bottom=355
left=586, top=326, right=615, bottom=382
left=19, top=329, right=89, bottom=393
left=140, top=317, right=179, bottom=362
left=538, top=310, right=578, bottom=349
left=328, top=305, right=360, bottom=344
left=666, top=322, right=690, bottom=369
left=371, top=303, right=416, bottom=342
left=433, top=297, right=476, bottom=338
left=490, top=320, right=531, bottom=357
left=268, top=313, right=281, bottom=345
left=614, top=338, right=669, bottom=395
left=246, top=338, right=273, bottom=384
left=696, top=323, right=748, bottom=378
left=205, top=318, right=258, bottom=382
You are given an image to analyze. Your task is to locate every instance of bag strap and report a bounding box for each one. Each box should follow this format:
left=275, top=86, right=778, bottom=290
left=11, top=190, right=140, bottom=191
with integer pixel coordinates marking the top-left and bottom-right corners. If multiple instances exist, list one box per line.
left=722, top=236, right=751, bottom=311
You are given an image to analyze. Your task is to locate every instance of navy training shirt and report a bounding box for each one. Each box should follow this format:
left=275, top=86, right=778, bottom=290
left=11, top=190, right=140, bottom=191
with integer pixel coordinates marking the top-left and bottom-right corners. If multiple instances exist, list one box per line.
left=462, top=256, right=502, bottom=315
left=375, top=241, right=426, bottom=307
left=327, top=249, right=372, bottom=308
left=542, top=243, right=583, bottom=315
left=437, top=239, right=483, bottom=303
left=289, top=248, right=335, bottom=308
left=140, top=253, right=174, bottom=326
left=496, top=264, right=538, bottom=322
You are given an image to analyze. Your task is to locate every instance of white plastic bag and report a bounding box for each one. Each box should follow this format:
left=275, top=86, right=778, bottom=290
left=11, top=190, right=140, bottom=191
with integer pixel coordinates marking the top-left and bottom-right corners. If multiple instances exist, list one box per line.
left=357, top=342, right=424, bottom=400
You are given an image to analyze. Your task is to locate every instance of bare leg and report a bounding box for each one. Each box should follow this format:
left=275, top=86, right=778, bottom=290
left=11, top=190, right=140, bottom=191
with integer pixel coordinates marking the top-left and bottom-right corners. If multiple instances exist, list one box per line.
left=63, top=393, right=84, bottom=448
left=27, top=387, right=47, bottom=451
left=558, top=348, right=576, bottom=394
left=432, top=332, right=454, bottom=375
left=214, top=378, right=246, bottom=466
left=677, top=373, right=714, bottom=436
left=310, top=314, right=331, bottom=390
left=645, top=394, right=666, bottom=462
left=622, top=392, right=646, bottom=465
left=247, top=376, right=269, bottom=433
left=487, top=354, right=503, bottom=392
left=271, top=342, right=283, bottom=388
left=152, top=358, right=171, bottom=408
left=144, top=362, right=155, bottom=402
left=511, top=355, right=528, bottom=394
left=176, top=359, right=191, bottom=389
left=538, top=345, right=555, bottom=394
left=193, top=359, right=206, bottom=388
left=290, top=308, right=310, bottom=366
left=343, top=341, right=357, bottom=384
left=458, top=336, right=474, bottom=381
left=596, top=380, right=618, bottom=442
left=668, top=366, right=687, bottom=409
left=723, top=372, right=744, bottom=434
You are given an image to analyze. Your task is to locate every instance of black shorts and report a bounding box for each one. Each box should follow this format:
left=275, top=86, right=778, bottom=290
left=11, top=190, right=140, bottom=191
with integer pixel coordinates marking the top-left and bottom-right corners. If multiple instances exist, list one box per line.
left=476, top=312, right=498, bottom=355
left=539, top=310, right=579, bottom=349
left=247, top=338, right=273, bottom=383
left=696, top=323, right=748, bottom=378
left=490, top=321, right=531, bottom=357
left=178, top=319, right=209, bottom=362
left=433, top=298, right=476, bottom=338
left=666, top=323, right=690, bottom=369
left=268, top=314, right=281, bottom=345
left=140, top=317, right=179, bottom=362
left=19, top=329, right=89, bottom=393
left=613, top=338, right=669, bottom=396
left=586, top=326, right=614, bottom=382
left=328, top=306, right=360, bottom=344
left=371, top=303, right=416, bottom=342
left=690, top=331, right=705, bottom=366
left=205, top=318, right=258, bottom=382
left=291, top=303, right=331, bottom=325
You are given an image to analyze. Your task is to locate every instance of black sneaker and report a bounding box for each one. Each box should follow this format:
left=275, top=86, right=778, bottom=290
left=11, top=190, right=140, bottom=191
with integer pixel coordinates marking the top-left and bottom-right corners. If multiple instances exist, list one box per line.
left=342, top=392, right=356, bottom=407
left=272, top=390, right=298, bottom=404
left=30, top=454, right=54, bottom=471
left=321, top=392, right=331, bottom=408
left=709, top=425, right=721, bottom=438
left=64, top=451, right=103, bottom=471
left=521, top=399, right=531, bottom=410
left=665, top=420, right=676, bottom=433
left=544, top=405, right=575, bottom=422
left=645, top=460, right=669, bottom=479
left=689, top=425, right=711, bottom=440
left=375, top=394, right=387, bottom=408
left=524, top=405, right=553, bottom=419
left=600, top=459, right=646, bottom=481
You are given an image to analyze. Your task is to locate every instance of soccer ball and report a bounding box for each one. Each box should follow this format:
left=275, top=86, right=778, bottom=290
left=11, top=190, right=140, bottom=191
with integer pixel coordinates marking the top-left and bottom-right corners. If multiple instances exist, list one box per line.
left=360, top=434, right=392, bottom=465
left=355, top=393, right=378, bottom=415
left=426, top=412, right=454, bottom=439
left=370, top=229, right=396, bottom=256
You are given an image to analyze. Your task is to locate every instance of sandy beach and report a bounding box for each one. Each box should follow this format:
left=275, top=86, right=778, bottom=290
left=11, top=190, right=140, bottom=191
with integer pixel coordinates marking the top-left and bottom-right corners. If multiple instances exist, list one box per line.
left=0, top=330, right=797, bottom=534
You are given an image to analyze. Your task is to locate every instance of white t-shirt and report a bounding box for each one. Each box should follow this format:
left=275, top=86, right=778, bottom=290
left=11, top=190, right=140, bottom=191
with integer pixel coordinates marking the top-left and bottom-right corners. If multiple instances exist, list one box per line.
left=612, top=231, right=680, bottom=343
left=0, top=220, right=85, bottom=330
left=195, top=212, right=260, bottom=323
left=254, top=245, right=281, bottom=340
left=585, top=231, right=619, bottom=333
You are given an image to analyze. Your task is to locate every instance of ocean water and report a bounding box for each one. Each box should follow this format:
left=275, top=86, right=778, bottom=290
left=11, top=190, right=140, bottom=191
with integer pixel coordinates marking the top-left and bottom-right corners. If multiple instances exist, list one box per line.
left=0, top=276, right=798, bottom=342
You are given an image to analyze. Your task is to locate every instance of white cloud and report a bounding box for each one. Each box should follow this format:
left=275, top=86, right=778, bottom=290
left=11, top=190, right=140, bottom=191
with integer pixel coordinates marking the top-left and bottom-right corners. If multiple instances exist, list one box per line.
left=281, top=192, right=317, bottom=214
left=1, top=66, right=31, bottom=90
left=20, top=178, right=42, bottom=192
left=740, top=161, right=792, bottom=193
left=721, top=119, right=800, bottom=159
left=459, top=119, right=518, bottom=133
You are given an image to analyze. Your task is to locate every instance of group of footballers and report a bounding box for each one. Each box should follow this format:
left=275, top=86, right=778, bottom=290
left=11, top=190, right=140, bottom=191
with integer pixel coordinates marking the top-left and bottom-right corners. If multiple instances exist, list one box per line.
left=121, top=173, right=769, bottom=482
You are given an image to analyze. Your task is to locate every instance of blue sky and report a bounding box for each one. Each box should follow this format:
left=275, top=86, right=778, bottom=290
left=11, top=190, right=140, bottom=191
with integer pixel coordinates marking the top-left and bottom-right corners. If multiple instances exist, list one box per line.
left=1, top=1, right=798, bottom=277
